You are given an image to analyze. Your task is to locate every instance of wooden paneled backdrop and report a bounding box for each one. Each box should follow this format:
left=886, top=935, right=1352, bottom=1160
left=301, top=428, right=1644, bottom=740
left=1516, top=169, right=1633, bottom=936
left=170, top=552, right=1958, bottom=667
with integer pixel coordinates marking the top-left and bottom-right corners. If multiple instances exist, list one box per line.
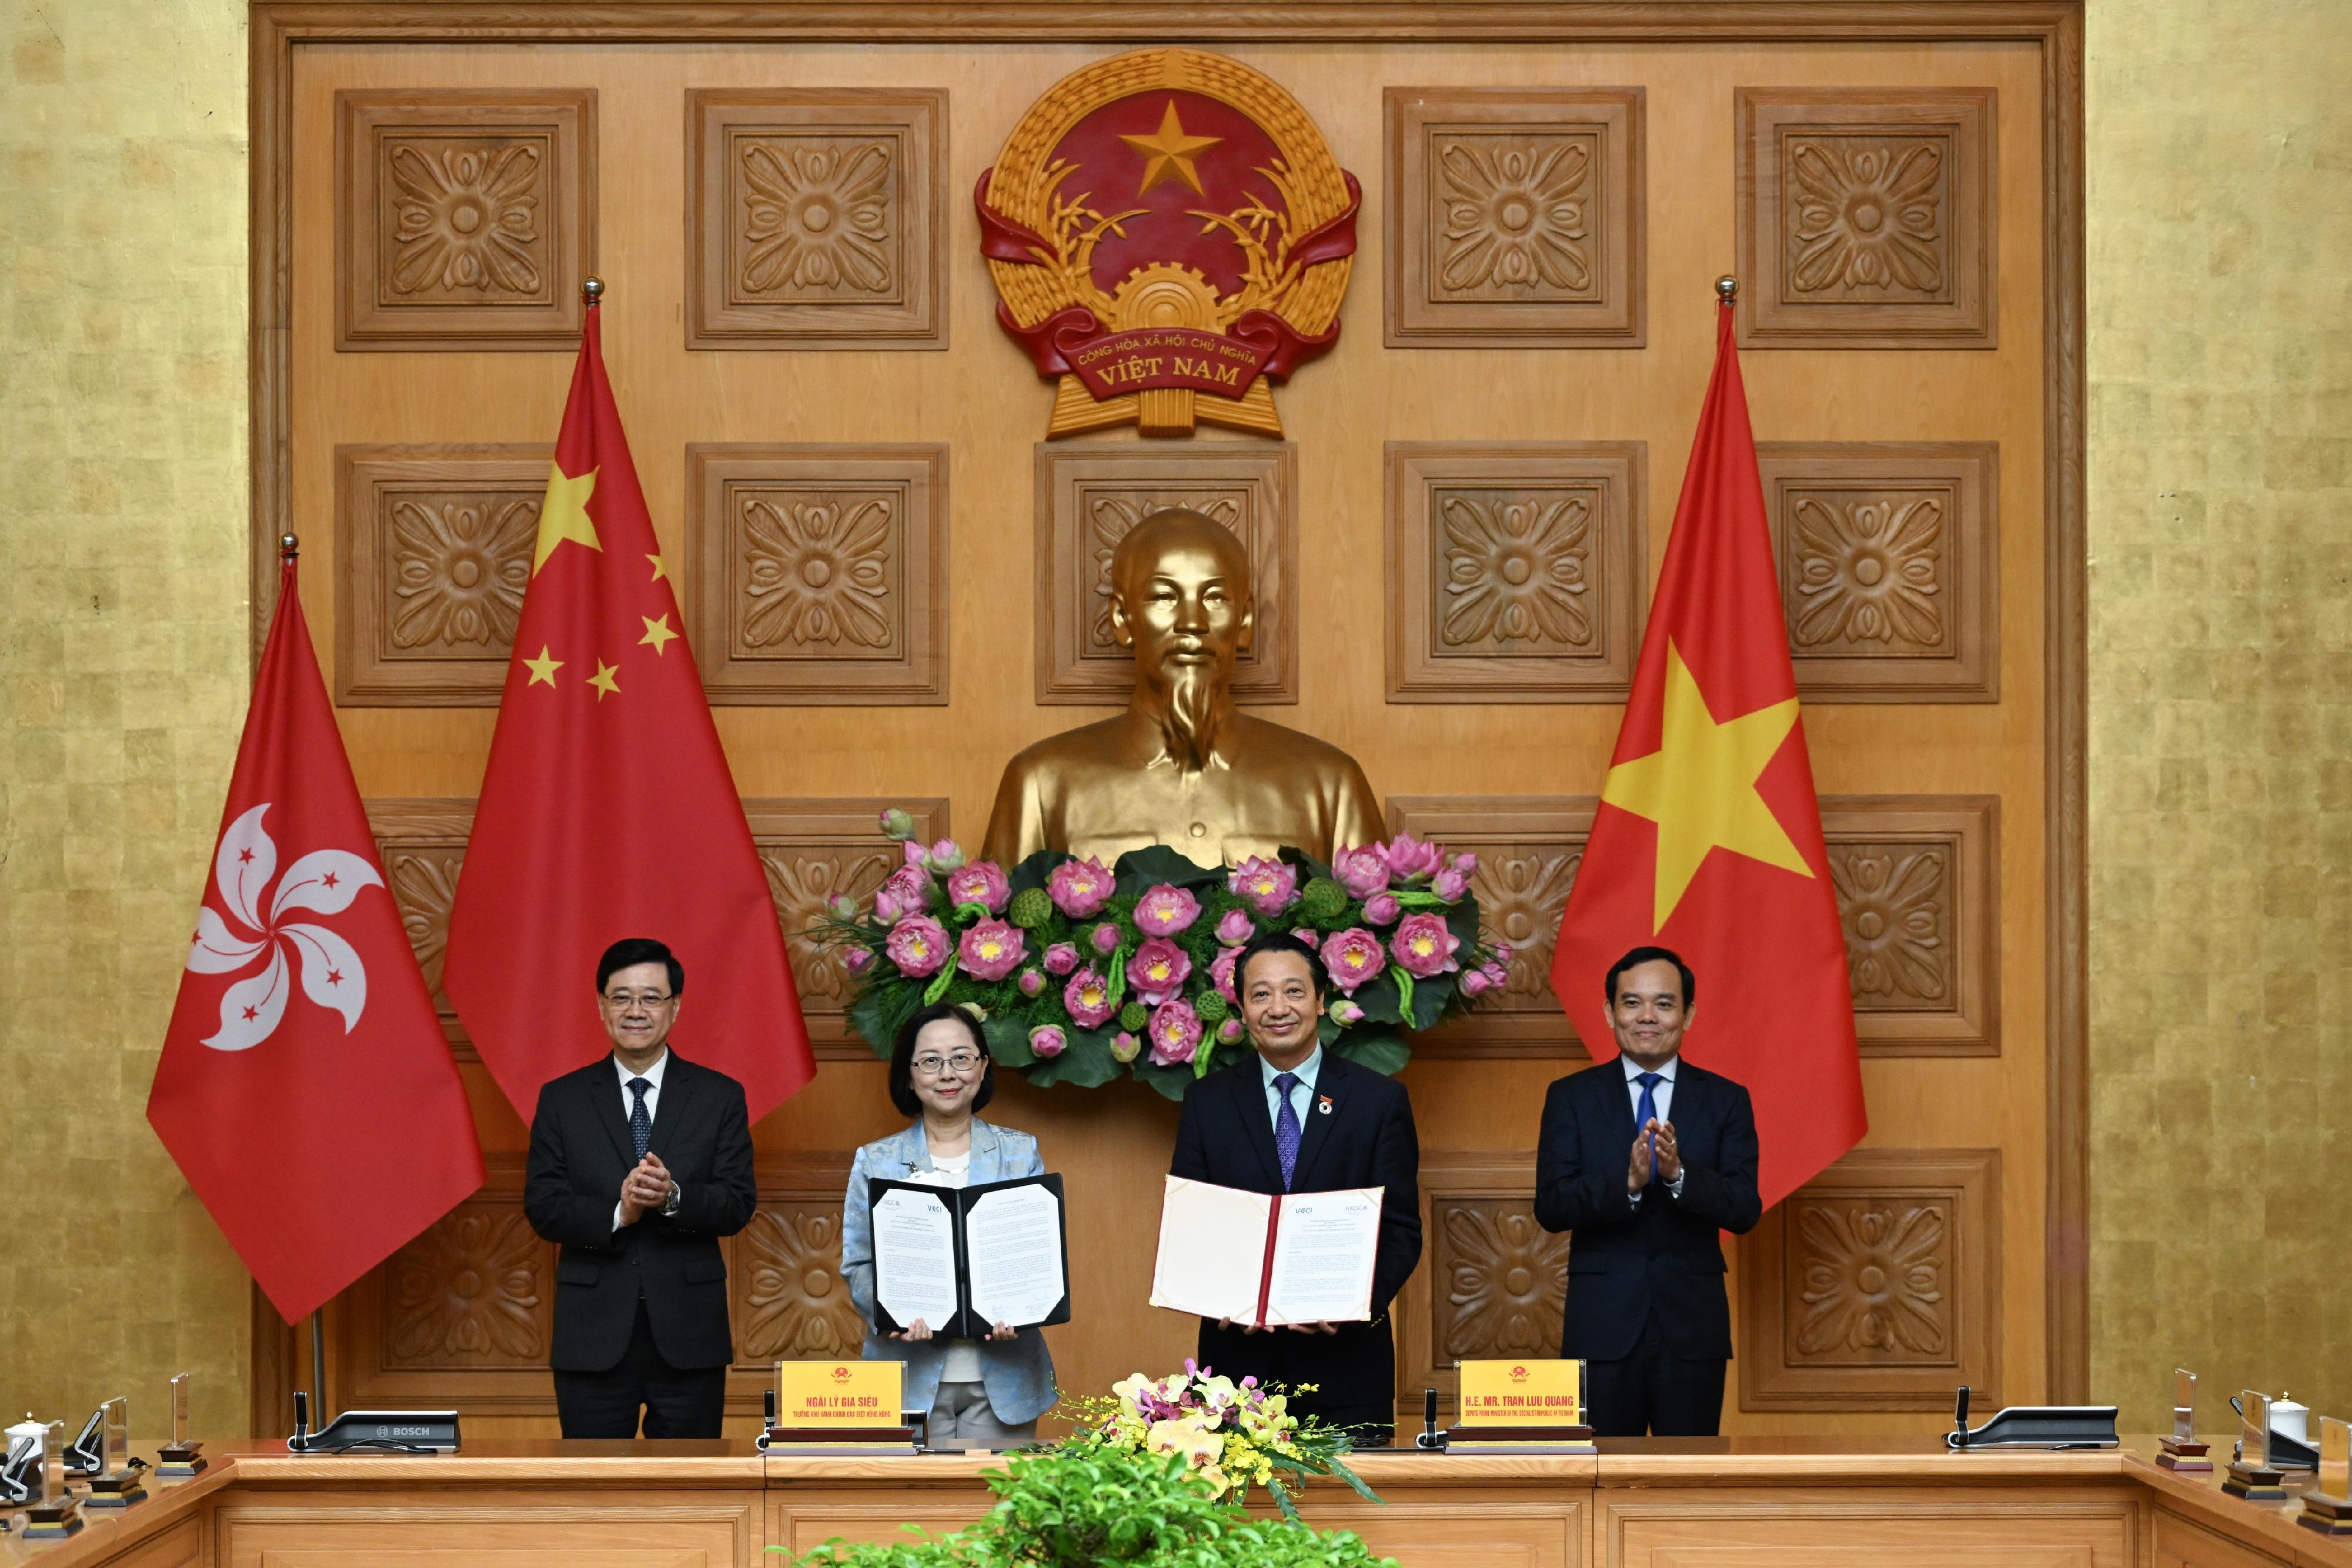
left=246, top=4, right=2086, bottom=1437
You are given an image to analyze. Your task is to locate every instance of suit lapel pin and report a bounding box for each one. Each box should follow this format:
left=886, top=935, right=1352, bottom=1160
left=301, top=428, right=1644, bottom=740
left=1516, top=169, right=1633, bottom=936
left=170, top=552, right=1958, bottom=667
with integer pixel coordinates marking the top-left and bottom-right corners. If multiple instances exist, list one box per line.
left=1317, top=1095, right=1334, bottom=1115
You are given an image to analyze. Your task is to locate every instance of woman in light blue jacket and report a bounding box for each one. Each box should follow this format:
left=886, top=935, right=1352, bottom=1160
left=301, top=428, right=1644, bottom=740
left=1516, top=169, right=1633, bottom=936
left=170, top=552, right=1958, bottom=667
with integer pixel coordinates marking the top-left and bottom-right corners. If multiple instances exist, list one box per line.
left=840, top=1002, right=1057, bottom=1442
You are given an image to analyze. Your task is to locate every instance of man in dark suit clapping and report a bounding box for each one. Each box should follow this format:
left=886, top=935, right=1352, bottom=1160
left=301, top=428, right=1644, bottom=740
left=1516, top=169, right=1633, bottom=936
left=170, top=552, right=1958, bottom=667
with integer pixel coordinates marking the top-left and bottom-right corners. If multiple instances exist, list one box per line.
left=1535, top=945, right=1761, bottom=1436
left=523, top=937, right=757, bottom=1437
left=1171, top=931, right=1422, bottom=1446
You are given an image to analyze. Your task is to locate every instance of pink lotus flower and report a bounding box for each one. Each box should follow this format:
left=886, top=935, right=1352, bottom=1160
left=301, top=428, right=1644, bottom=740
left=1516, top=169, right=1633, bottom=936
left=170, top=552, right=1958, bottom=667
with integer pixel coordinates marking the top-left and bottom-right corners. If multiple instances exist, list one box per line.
left=1028, top=1024, right=1067, bottom=1059
left=1214, top=908, right=1255, bottom=947
left=885, top=915, right=951, bottom=977
left=1382, top=833, right=1442, bottom=882
left=1451, top=851, right=1480, bottom=878
left=872, top=885, right=908, bottom=924
left=1111, top=1031, right=1141, bottom=1063
left=1227, top=856, right=1299, bottom=915
left=945, top=860, right=1011, bottom=913
left=924, top=838, right=967, bottom=873
left=1479, top=959, right=1509, bottom=991
left=1047, top=857, right=1115, bottom=918
left=844, top=946, right=874, bottom=974
left=903, top=839, right=931, bottom=870
left=1211, top=946, right=1241, bottom=1002
left=1043, top=942, right=1080, bottom=976
left=1064, top=968, right=1115, bottom=1028
left=1127, top=937, right=1193, bottom=1004
left=878, top=807, right=917, bottom=841
left=1432, top=867, right=1470, bottom=902
left=1135, top=884, right=1202, bottom=936
left=958, top=919, right=1027, bottom=982
left=1292, top=927, right=1322, bottom=948
left=881, top=863, right=931, bottom=909
left=1459, top=967, right=1491, bottom=998
left=1216, top=1017, right=1244, bottom=1044
left=1362, top=892, right=1402, bottom=926
left=1017, top=968, right=1046, bottom=997
left=1493, top=942, right=1514, bottom=965
left=1391, top=912, right=1460, bottom=977
left=1332, top=845, right=1390, bottom=900
left=1319, top=927, right=1387, bottom=994
left=1091, top=921, right=1124, bottom=955
left=1147, top=999, right=1203, bottom=1066
left=825, top=893, right=858, bottom=920
left=1326, top=997, right=1365, bottom=1026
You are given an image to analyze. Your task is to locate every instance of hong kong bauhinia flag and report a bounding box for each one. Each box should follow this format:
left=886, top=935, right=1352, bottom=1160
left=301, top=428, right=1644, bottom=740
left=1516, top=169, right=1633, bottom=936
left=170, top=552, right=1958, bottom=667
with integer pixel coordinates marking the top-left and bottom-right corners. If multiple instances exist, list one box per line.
left=149, top=548, right=485, bottom=1322
left=1552, top=297, right=1866, bottom=1209
left=442, top=293, right=815, bottom=1121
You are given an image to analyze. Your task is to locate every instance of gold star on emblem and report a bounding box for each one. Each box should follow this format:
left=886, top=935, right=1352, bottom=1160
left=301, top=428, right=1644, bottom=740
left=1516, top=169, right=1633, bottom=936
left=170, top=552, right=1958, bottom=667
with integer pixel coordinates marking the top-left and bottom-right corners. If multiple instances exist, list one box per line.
left=586, top=659, right=621, bottom=701
left=1600, top=640, right=1813, bottom=930
left=647, top=553, right=669, bottom=583
left=533, top=463, right=602, bottom=576
left=639, top=613, right=679, bottom=655
left=1120, top=101, right=1222, bottom=196
left=523, top=646, right=563, bottom=687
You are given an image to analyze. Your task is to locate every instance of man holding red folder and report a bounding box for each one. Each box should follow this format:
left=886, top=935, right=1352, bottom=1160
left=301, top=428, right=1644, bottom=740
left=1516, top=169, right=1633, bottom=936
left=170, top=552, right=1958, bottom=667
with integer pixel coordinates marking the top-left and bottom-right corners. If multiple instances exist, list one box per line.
left=1168, top=931, right=1423, bottom=1446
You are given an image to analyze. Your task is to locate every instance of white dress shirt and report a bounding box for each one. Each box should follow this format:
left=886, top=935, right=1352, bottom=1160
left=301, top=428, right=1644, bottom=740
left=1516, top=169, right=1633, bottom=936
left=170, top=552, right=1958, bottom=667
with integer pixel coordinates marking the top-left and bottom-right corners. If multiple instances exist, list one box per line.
left=1622, top=1053, right=1686, bottom=1204
left=610, top=1049, right=671, bottom=1232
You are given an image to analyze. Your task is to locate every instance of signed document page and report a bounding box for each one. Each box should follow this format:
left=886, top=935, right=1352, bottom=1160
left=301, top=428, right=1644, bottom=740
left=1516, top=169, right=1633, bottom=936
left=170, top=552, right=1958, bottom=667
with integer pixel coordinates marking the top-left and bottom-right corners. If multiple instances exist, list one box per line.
left=1262, top=1186, right=1382, bottom=1326
left=1148, top=1175, right=1275, bottom=1322
left=871, top=1185, right=960, bottom=1333
left=964, top=1181, right=1067, bottom=1330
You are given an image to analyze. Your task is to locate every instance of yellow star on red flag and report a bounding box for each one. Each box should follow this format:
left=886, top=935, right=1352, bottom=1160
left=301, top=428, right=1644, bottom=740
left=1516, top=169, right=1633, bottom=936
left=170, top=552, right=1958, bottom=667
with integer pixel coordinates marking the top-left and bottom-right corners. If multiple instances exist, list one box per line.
left=639, top=614, right=678, bottom=655
left=533, top=464, right=601, bottom=575
left=1599, top=639, right=1812, bottom=930
left=1121, top=101, right=1221, bottom=195
left=586, top=660, right=620, bottom=701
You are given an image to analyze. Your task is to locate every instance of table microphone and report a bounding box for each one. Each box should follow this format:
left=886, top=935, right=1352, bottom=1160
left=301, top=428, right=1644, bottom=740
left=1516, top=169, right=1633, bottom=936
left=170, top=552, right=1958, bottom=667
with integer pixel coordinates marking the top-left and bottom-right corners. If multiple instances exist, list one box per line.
left=1413, top=1388, right=1448, bottom=1451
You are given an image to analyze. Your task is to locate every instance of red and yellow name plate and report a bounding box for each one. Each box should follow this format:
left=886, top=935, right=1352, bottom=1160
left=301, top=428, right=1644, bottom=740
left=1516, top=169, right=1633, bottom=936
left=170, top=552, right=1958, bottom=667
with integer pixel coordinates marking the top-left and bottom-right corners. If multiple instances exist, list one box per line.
left=1458, top=1358, right=1585, bottom=1427
left=774, top=1359, right=902, bottom=1428
left=977, top=48, right=1359, bottom=439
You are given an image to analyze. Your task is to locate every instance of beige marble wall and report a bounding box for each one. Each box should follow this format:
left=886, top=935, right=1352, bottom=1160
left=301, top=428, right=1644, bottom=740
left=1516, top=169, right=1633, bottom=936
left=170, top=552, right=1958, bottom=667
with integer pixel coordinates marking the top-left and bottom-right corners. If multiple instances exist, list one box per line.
left=2086, top=0, right=2352, bottom=1429
left=1, top=0, right=2344, bottom=1438
left=0, top=0, right=253, bottom=1432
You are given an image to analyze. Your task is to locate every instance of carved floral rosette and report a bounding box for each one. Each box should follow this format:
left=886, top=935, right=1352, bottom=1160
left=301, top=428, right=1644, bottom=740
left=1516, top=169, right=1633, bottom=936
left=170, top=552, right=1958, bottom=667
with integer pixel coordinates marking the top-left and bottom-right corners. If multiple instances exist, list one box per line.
left=820, top=820, right=1499, bottom=1101
left=977, top=48, right=1359, bottom=439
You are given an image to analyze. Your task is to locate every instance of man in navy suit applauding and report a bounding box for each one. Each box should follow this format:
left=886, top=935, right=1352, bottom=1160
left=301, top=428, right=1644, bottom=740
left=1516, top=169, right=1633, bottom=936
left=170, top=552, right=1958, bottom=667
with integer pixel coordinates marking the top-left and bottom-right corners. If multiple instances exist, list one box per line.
left=1535, top=946, right=1760, bottom=1436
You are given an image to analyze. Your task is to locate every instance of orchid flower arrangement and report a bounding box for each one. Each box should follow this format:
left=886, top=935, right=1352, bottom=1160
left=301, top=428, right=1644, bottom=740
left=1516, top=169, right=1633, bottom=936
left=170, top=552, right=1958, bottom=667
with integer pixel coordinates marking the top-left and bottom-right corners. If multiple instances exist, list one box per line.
left=817, top=809, right=1505, bottom=1098
left=1060, top=1360, right=1379, bottom=1523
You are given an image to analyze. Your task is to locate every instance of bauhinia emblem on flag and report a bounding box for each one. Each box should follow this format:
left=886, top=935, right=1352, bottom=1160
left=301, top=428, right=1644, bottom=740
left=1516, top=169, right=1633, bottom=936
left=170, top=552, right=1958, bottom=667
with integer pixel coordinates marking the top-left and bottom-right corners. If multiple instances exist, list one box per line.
left=1552, top=285, right=1866, bottom=1209
left=442, top=282, right=816, bottom=1123
left=150, top=545, right=485, bottom=1322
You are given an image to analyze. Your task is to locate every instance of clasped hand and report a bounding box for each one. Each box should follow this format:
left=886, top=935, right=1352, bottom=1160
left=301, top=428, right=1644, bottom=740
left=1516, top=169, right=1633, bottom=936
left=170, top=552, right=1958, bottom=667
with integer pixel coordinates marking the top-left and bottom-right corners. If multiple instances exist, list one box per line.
left=890, top=1319, right=1018, bottom=1342
left=618, top=1152, right=673, bottom=1225
left=1215, top=1316, right=1338, bottom=1336
left=1626, top=1117, right=1683, bottom=1193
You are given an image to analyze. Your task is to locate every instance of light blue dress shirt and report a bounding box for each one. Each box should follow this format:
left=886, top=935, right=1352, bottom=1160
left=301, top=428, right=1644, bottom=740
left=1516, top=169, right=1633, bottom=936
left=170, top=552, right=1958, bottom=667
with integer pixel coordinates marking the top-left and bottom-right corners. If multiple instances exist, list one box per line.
left=1260, top=1045, right=1323, bottom=1131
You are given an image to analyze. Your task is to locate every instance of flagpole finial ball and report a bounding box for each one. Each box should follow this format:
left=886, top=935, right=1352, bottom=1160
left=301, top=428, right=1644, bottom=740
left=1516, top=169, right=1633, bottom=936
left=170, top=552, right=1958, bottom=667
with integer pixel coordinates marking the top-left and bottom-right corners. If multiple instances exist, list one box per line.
left=582, top=276, right=604, bottom=306
left=1716, top=275, right=1739, bottom=303
left=279, top=533, right=298, bottom=560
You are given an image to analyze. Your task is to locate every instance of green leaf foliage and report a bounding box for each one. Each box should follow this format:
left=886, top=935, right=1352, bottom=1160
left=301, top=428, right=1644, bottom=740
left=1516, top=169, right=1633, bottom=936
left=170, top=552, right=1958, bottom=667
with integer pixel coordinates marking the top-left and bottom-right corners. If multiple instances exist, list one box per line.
left=1115, top=844, right=1224, bottom=897
left=1027, top=1030, right=1122, bottom=1089
left=982, top=1012, right=1035, bottom=1068
left=1329, top=1031, right=1409, bottom=1076
left=846, top=979, right=921, bottom=1061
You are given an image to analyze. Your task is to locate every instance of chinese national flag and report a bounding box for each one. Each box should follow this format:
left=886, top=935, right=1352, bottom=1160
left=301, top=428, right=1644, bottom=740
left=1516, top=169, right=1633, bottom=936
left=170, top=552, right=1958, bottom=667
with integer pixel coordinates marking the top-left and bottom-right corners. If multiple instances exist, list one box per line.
left=442, top=298, right=814, bottom=1121
left=149, top=551, right=485, bottom=1322
left=1552, top=300, right=1866, bottom=1209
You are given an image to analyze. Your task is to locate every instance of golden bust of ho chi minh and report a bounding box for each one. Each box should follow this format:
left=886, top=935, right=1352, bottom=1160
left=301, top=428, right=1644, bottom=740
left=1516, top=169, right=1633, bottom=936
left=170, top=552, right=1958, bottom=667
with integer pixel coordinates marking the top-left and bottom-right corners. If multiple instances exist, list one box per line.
left=984, top=509, right=1382, bottom=868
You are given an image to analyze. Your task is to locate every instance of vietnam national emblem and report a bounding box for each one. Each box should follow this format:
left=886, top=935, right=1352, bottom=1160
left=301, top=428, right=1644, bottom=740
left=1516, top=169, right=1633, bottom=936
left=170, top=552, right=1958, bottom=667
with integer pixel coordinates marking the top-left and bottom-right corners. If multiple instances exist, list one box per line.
left=977, top=48, right=1359, bottom=439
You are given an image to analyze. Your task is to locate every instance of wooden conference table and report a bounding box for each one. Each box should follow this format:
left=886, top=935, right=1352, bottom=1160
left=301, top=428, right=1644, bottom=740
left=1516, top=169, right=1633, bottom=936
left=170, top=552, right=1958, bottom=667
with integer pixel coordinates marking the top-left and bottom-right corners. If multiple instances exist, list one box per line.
left=8, top=1435, right=2348, bottom=1568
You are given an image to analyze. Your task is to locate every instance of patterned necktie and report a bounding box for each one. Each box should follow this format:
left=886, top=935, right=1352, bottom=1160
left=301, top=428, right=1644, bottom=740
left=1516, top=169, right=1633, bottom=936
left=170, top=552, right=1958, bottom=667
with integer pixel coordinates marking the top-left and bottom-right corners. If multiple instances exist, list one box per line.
left=627, top=1077, right=653, bottom=1163
left=1272, top=1071, right=1301, bottom=1192
left=1635, top=1071, right=1662, bottom=1183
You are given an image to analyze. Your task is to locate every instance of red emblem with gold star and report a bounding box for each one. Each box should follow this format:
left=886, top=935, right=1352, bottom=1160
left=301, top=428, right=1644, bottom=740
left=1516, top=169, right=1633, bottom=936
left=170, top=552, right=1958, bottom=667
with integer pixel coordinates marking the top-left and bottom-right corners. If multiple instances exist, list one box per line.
left=978, top=48, right=1360, bottom=439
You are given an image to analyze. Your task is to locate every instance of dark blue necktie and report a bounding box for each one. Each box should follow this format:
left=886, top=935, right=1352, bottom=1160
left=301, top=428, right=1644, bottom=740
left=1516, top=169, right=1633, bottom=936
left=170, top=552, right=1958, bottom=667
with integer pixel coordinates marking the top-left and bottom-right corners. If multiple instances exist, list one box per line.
left=1635, top=1071, right=1662, bottom=1183
left=627, top=1077, right=653, bottom=1163
left=1273, top=1071, right=1301, bottom=1192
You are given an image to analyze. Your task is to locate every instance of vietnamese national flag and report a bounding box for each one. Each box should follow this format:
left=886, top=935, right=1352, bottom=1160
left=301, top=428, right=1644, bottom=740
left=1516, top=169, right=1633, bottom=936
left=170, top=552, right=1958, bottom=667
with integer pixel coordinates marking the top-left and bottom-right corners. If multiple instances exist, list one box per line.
left=1551, top=299, right=1865, bottom=1209
left=149, top=549, right=486, bottom=1322
left=442, top=297, right=814, bottom=1122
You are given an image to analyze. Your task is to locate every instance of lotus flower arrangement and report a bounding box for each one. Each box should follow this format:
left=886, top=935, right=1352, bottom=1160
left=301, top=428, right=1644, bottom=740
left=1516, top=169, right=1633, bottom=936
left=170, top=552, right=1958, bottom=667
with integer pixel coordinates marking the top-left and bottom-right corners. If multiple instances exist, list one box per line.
left=815, top=812, right=1501, bottom=1097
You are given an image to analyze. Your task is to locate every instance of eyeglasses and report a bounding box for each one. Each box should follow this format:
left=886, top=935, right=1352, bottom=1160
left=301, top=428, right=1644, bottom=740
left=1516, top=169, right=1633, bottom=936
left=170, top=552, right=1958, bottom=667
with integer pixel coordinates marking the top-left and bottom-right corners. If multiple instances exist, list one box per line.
left=911, top=1050, right=984, bottom=1076
left=602, top=990, right=676, bottom=1010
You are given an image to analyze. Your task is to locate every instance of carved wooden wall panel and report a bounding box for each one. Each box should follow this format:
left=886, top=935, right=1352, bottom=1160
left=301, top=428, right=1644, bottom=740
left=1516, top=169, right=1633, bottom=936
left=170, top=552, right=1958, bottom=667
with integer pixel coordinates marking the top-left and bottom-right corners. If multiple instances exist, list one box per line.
left=742, top=797, right=948, bottom=1059
left=338, top=1154, right=861, bottom=1417
left=1820, top=795, right=1999, bottom=1055
left=1386, top=443, right=1645, bottom=703
left=1387, top=797, right=1595, bottom=1057
left=1759, top=443, right=1999, bottom=702
left=1385, top=86, right=1645, bottom=346
left=1033, top=443, right=1298, bottom=706
left=367, top=797, right=476, bottom=1057
left=336, top=446, right=551, bottom=706
left=687, top=89, right=947, bottom=350
left=1393, top=1151, right=1565, bottom=1422
left=1739, top=1147, right=2001, bottom=1410
left=687, top=444, right=948, bottom=704
left=1736, top=88, right=1996, bottom=349
left=336, top=90, right=596, bottom=350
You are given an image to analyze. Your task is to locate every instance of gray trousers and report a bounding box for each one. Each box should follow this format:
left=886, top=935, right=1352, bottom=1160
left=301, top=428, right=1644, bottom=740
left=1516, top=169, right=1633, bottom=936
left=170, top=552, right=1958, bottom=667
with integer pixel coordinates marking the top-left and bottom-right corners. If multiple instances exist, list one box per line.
left=926, top=1379, right=1037, bottom=1445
